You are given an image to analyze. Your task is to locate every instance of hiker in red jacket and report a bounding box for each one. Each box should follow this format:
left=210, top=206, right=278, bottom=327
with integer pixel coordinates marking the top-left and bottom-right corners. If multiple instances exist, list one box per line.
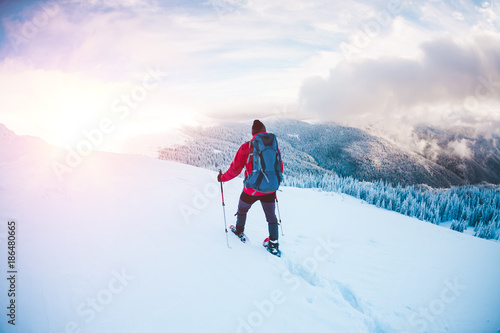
left=217, top=120, right=284, bottom=254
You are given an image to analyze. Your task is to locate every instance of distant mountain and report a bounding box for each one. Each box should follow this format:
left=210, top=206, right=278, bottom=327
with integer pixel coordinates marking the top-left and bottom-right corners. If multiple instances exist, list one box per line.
left=158, top=120, right=334, bottom=181
left=158, top=118, right=500, bottom=188
left=266, top=119, right=467, bottom=187
left=408, top=125, right=500, bottom=185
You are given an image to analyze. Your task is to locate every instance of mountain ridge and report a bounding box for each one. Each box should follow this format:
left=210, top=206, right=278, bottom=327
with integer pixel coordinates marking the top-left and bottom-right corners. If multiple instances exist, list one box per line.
left=158, top=118, right=500, bottom=188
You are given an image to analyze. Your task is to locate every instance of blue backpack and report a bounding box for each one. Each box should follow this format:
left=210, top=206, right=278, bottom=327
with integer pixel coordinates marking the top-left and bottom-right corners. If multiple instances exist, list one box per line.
left=244, top=133, right=283, bottom=193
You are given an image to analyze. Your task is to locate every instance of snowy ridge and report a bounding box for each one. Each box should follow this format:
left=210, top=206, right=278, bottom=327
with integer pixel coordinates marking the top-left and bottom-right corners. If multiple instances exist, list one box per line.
left=0, top=124, right=16, bottom=140
left=159, top=119, right=500, bottom=187
left=0, top=124, right=500, bottom=333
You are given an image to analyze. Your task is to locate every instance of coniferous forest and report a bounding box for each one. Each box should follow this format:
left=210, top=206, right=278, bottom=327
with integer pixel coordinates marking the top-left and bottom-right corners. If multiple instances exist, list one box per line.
left=158, top=121, right=500, bottom=240
left=285, top=173, right=499, bottom=240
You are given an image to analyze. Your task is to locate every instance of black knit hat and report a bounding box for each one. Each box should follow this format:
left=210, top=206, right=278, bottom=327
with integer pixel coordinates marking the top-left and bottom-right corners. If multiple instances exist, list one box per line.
left=252, top=119, right=266, bottom=135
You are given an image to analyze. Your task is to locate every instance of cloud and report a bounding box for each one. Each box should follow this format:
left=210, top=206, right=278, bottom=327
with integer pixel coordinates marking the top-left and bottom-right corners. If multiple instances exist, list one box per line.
left=1, top=0, right=500, bottom=152
left=0, top=0, right=366, bottom=125
left=448, top=139, right=473, bottom=159
left=299, top=32, right=500, bottom=135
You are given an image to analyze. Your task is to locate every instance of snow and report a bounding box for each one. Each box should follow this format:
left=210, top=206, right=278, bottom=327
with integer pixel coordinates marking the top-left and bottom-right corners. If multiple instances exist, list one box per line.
left=439, top=221, right=476, bottom=237
left=1, top=125, right=500, bottom=333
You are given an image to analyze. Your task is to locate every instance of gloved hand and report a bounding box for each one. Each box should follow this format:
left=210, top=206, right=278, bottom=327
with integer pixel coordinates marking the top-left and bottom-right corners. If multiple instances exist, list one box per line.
left=217, top=172, right=223, bottom=182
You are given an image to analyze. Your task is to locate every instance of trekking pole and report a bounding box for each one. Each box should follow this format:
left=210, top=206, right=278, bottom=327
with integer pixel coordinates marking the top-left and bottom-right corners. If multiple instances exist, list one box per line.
left=219, top=170, right=231, bottom=249
left=276, top=193, right=284, bottom=236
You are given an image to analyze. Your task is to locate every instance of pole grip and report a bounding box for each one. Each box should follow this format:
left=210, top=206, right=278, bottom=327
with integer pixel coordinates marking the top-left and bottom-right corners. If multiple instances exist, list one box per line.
left=218, top=170, right=225, bottom=205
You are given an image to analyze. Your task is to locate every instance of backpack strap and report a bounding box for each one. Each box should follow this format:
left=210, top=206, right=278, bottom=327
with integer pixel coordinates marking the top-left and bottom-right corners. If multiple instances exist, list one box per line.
left=246, top=141, right=252, bottom=165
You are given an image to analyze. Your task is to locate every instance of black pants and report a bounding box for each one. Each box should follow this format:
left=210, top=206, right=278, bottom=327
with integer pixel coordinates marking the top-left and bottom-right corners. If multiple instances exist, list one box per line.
left=236, top=192, right=279, bottom=241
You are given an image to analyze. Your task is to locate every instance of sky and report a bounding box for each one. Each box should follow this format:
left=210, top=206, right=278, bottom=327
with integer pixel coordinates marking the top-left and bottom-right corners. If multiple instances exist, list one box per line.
left=0, top=0, right=499, bottom=153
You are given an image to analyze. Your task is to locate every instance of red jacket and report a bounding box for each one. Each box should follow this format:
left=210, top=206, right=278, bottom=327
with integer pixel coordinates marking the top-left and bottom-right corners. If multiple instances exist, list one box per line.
left=221, top=132, right=284, bottom=196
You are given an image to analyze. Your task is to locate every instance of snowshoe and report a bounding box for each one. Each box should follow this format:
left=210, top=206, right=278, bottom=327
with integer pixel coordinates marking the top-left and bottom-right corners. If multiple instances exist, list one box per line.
left=263, top=237, right=281, bottom=257
left=230, top=225, right=248, bottom=243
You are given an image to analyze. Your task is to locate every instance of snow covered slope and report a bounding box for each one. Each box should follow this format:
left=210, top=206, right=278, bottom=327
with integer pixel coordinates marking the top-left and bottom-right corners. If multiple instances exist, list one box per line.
left=1, top=124, right=499, bottom=333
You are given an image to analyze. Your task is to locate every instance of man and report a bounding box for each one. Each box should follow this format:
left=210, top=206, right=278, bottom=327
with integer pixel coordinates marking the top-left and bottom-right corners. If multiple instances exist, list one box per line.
left=217, top=120, right=284, bottom=255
